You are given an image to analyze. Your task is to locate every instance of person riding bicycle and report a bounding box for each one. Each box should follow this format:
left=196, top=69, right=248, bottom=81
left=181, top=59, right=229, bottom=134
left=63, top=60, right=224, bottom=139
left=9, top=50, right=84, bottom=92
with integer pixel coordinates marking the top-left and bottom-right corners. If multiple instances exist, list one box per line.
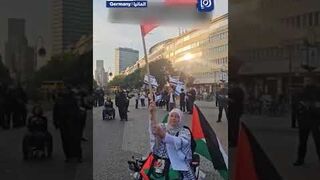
left=148, top=101, right=196, bottom=180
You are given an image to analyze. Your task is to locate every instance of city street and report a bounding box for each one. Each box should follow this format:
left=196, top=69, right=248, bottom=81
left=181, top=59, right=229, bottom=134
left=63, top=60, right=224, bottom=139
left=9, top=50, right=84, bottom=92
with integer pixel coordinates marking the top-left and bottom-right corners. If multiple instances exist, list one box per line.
left=93, top=99, right=228, bottom=180
left=0, top=107, right=93, bottom=180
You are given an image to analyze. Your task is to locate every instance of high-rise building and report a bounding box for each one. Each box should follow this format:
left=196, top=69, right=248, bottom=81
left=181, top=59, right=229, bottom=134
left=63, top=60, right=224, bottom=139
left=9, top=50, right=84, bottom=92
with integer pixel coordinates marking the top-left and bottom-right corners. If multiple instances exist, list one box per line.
left=52, top=0, right=92, bottom=56
left=95, top=60, right=108, bottom=88
left=5, top=18, right=34, bottom=83
left=114, top=47, right=139, bottom=75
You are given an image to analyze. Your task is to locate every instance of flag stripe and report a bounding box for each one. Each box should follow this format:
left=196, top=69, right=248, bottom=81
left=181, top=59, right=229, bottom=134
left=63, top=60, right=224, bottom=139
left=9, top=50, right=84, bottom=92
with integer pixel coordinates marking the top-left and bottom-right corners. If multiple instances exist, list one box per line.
left=195, top=139, right=212, bottom=161
left=233, top=123, right=258, bottom=180
left=191, top=105, right=205, bottom=139
left=242, top=123, right=283, bottom=180
left=195, top=105, right=228, bottom=171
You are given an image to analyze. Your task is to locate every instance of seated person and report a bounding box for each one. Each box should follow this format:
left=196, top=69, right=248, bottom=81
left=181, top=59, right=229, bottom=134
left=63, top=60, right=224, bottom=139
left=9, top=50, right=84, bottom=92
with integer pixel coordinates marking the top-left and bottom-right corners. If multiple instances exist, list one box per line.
left=104, top=97, right=115, bottom=118
left=23, top=105, right=53, bottom=158
left=148, top=102, right=196, bottom=180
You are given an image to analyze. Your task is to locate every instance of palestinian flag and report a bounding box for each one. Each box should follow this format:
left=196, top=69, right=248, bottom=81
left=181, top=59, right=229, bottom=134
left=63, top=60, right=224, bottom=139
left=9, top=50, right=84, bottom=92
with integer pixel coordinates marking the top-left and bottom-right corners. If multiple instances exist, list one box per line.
left=140, top=115, right=181, bottom=180
left=233, top=122, right=282, bottom=180
left=192, top=105, right=228, bottom=180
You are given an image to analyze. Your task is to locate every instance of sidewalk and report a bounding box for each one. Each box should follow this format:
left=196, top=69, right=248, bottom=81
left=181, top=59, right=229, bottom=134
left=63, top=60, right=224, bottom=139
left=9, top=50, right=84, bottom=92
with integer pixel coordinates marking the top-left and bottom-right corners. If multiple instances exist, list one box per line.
left=241, top=114, right=320, bottom=179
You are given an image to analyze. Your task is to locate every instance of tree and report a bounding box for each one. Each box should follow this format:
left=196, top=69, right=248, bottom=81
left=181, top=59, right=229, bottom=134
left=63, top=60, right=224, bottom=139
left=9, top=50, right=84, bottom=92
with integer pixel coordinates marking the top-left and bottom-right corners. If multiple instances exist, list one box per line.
left=0, top=60, right=11, bottom=86
left=33, top=50, right=93, bottom=90
left=108, top=59, right=194, bottom=90
left=108, top=75, right=125, bottom=88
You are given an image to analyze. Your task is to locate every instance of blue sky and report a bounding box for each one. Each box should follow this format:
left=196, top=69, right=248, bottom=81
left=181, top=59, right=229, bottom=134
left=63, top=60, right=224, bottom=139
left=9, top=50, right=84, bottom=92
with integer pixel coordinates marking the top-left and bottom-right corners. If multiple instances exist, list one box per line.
left=93, top=0, right=228, bottom=74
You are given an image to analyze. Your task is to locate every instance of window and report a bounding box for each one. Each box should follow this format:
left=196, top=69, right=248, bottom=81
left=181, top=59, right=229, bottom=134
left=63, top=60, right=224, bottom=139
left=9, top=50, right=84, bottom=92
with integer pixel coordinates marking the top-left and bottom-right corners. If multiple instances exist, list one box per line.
left=296, top=16, right=301, bottom=28
left=315, top=12, right=319, bottom=26
left=303, top=14, right=307, bottom=27
left=309, top=13, right=313, bottom=26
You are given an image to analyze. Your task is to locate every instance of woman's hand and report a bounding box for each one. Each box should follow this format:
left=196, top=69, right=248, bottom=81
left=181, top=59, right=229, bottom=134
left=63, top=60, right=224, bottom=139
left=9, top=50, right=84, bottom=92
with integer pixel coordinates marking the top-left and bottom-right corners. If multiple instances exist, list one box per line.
left=153, top=125, right=166, bottom=139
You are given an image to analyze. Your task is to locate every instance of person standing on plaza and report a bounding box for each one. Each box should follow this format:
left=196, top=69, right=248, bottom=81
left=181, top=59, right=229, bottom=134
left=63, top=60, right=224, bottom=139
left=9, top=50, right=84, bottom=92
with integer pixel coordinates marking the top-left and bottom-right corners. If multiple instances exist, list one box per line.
left=228, top=82, right=244, bottom=148
left=135, top=92, right=140, bottom=109
left=140, top=91, right=146, bottom=107
left=115, top=89, right=128, bottom=121
left=216, top=87, right=228, bottom=123
left=179, top=88, right=186, bottom=112
left=168, top=87, right=176, bottom=111
left=293, top=77, right=320, bottom=166
left=187, top=88, right=196, bottom=114
left=53, top=88, right=83, bottom=162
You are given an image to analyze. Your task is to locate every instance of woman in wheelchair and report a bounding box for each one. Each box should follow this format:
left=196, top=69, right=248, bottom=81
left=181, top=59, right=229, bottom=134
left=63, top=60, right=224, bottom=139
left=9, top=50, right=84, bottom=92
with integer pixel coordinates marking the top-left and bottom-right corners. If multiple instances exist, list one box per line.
left=23, top=105, right=53, bottom=159
left=103, top=97, right=115, bottom=119
left=148, top=101, right=196, bottom=180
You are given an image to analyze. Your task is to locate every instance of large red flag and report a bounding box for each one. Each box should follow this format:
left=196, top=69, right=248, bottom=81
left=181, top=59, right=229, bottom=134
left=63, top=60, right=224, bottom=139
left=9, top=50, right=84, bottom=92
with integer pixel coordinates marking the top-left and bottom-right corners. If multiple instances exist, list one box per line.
left=140, top=0, right=196, bottom=36
left=140, top=23, right=158, bottom=37
left=164, top=0, right=197, bottom=5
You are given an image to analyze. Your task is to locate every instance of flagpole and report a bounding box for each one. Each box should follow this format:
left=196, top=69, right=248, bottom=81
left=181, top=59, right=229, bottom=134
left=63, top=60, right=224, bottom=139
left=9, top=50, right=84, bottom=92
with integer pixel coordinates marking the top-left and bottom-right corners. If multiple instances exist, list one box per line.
left=140, top=27, right=153, bottom=97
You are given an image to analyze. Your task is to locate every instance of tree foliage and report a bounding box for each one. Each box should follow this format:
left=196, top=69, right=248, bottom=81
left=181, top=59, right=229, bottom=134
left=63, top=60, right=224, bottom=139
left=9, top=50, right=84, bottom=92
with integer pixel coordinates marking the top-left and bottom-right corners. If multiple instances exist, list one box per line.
left=108, top=59, right=194, bottom=90
left=33, top=51, right=93, bottom=90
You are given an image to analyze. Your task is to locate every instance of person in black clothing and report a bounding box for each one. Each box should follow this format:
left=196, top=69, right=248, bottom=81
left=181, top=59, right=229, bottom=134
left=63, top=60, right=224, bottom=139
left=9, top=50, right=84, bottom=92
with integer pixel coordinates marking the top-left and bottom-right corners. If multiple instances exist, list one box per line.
left=291, top=91, right=300, bottom=128
left=115, top=90, right=128, bottom=121
left=53, top=88, right=82, bottom=162
left=228, top=83, right=244, bottom=148
left=179, top=89, right=186, bottom=112
left=3, top=86, right=16, bottom=129
left=293, top=77, right=320, bottom=166
left=217, top=88, right=228, bottom=123
left=0, top=84, right=5, bottom=128
left=187, top=88, right=196, bottom=114
left=23, top=105, right=53, bottom=159
left=75, top=90, right=88, bottom=142
left=15, top=85, right=28, bottom=127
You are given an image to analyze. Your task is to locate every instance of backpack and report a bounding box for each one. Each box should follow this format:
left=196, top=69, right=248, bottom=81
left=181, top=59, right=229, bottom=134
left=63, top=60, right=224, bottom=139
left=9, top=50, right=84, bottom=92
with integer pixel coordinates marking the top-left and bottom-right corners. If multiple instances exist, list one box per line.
left=175, top=126, right=196, bottom=154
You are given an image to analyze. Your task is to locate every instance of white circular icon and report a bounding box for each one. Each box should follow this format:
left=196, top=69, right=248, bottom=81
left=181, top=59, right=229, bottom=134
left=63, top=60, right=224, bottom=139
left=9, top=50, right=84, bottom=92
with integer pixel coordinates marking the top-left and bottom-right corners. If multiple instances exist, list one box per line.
left=202, top=0, right=212, bottom=8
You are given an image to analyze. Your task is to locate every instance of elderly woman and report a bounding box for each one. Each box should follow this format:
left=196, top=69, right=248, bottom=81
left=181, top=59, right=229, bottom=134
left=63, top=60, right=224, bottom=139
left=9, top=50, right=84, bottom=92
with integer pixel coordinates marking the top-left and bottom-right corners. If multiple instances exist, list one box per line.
left=148, top=101, right=195, bottom=180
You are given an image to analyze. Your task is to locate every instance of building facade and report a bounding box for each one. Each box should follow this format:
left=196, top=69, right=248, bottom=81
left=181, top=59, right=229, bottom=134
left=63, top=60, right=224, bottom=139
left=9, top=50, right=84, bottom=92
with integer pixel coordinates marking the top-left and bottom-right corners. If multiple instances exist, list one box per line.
left=114, top=48, right=139, bottom=75
left=5, top=18, right=35, bottom=83
left=123, top=14, right=228, bottom=93
left=52, top=0, right=92, bottom=56
left=231, top=0, right=320, bottom=98
left=95, top=60, right=108, bottom=88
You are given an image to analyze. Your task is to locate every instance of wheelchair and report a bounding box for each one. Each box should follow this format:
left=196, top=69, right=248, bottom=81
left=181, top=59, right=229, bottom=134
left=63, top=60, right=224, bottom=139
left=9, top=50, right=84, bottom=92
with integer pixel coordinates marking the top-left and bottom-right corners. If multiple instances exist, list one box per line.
left=102, top=107, right=115, bottom=120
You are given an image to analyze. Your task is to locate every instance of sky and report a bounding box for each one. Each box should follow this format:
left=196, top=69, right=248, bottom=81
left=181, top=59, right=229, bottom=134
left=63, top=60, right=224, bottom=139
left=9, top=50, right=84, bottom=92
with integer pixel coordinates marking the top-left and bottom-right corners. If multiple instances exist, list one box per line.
left=0, top=0, right=51, bottom=62
left=93, top=0, right=228, bottom=74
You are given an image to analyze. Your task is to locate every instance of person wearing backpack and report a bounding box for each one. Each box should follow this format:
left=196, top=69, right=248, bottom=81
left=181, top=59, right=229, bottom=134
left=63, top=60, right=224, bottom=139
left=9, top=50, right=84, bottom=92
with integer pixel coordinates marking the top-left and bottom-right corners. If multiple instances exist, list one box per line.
left=148, top=101, right=196, bottom=180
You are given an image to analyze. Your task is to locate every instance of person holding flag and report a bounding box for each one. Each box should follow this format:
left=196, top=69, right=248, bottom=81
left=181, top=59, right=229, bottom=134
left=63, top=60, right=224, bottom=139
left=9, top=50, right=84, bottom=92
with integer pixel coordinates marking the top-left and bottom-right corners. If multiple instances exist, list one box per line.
left=147, top=101, right=196, bottom=180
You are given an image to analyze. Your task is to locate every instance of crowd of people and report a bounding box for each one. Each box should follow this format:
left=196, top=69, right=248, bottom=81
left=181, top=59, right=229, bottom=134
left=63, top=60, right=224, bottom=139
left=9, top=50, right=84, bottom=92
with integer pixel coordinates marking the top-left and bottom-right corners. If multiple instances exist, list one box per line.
left=0, top=81, right=92, bottom=163
left=0, top=84, right=28, bottom=129
left=133, top=87, right=197, bottom=114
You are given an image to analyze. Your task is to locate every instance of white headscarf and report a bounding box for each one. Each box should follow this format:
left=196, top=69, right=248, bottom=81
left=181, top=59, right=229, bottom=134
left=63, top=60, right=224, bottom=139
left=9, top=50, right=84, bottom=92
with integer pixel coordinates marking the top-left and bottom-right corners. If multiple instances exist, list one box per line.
left=167, top=108, right=184, bottom=133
